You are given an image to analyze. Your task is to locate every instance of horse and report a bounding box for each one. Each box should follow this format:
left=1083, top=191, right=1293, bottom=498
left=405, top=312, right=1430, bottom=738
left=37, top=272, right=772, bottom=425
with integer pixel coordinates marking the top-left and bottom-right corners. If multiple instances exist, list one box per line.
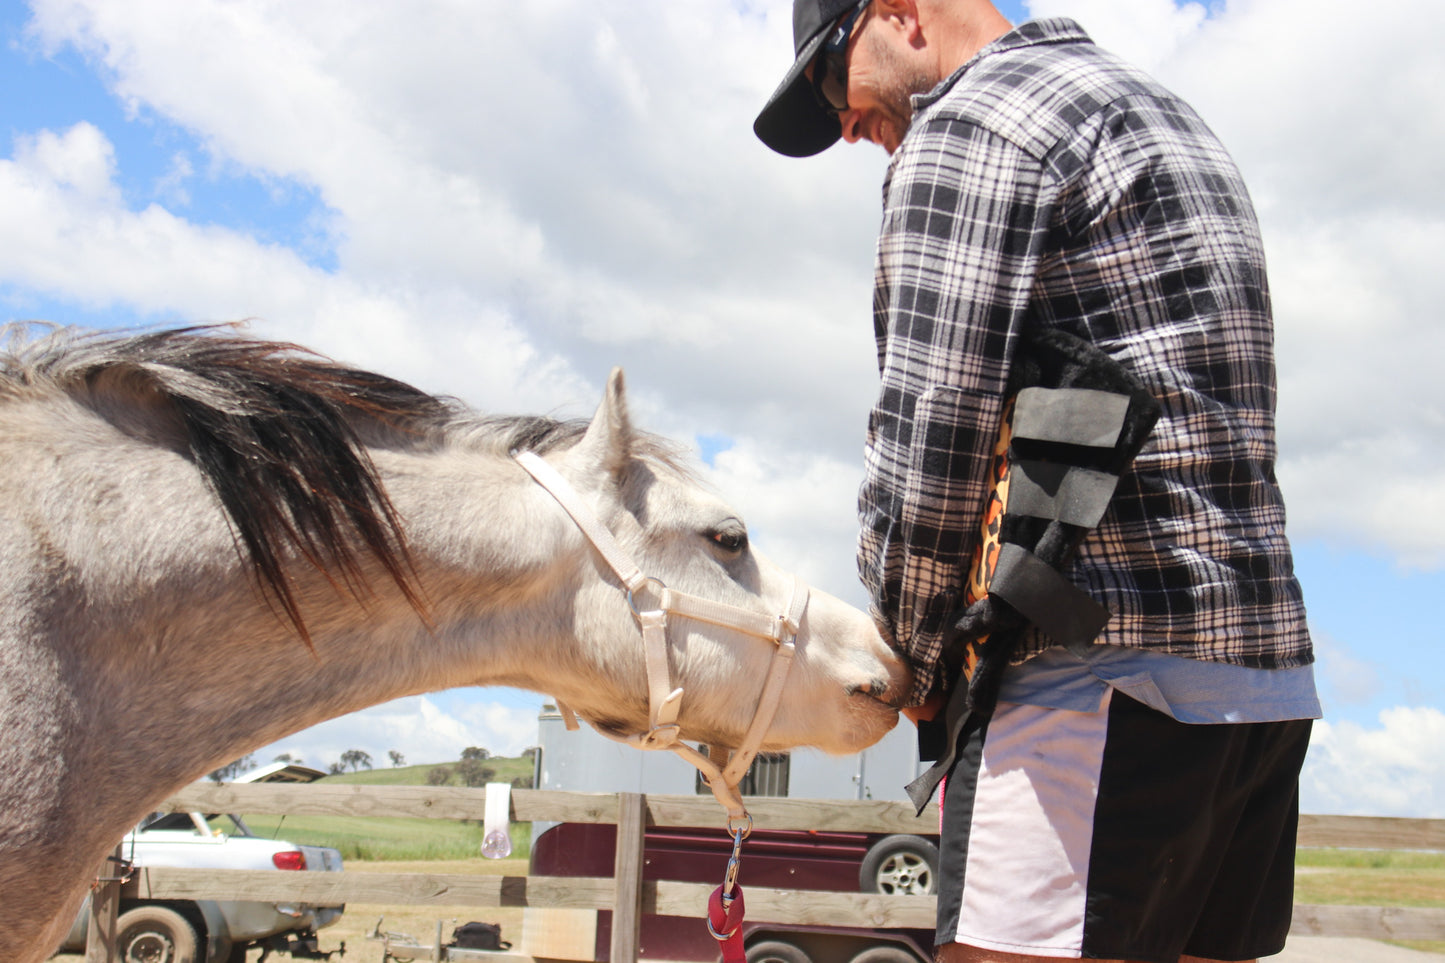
left=0, top=324, right=910, bottom=961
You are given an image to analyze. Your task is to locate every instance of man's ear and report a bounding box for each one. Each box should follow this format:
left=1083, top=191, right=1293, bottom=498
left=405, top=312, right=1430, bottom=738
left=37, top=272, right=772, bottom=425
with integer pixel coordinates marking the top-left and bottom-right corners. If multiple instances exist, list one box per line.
left=875, top=0, right=923, bottom=45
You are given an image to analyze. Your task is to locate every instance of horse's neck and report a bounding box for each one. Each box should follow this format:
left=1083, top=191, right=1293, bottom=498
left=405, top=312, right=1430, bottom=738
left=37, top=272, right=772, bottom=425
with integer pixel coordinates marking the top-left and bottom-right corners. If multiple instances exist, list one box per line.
left=1, top=428, right=567, bottom=827
left=1, top=405, right=622, bottom=963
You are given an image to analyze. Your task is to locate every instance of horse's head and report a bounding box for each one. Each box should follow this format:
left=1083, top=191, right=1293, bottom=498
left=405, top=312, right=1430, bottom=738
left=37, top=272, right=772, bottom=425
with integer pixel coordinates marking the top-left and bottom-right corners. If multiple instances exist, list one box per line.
left=522, top=369, right=911, bottom=758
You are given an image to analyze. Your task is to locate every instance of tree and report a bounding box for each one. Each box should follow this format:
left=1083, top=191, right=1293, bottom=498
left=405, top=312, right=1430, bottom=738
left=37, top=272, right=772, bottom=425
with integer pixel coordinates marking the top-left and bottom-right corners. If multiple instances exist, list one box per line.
left=426, top=766, right=453, bottom=786
left=461, top=746, right=490, bottom=762
left=388, top=750, right=405, bottom=768
left=327, top=761, right=346, bottom=775
left=454, top=759, right=495, bottom=788
left=209, top=754, right=256, bottom=784
left=339, top=749, right=373, bottom=772
left=273, top=752, right=303, bottom=766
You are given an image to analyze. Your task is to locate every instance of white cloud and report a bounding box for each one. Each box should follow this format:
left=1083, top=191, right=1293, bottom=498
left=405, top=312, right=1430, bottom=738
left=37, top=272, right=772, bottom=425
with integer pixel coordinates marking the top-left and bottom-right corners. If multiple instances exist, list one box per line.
left=17, top=0, right=1443, bottom=567
left=1024, top=0, right=1207, bottom=71
left=1310, top=630, right=1382, bottom=710
left=11, top=123, right=119, bottom=203
left=1017, top=0, right=1445, bottom=568
left=1301, top=707, right=1445, bottom=817
left=706, top=438, right=870, bottom=606
left=254, top=693, right=539, bottom=772
left=152, top=151, right=193, bottom=208
left=19, top=0, right=885, bottom=451
left=0, top=120, right=589, bottom=413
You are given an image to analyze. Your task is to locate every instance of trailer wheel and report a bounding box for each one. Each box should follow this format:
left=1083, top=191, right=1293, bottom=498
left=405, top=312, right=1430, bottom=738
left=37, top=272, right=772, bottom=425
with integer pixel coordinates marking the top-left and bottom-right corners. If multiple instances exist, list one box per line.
left=746, top=938, right=814, bottom=963
left=859, top=834, right=938, bottom=896
left=115, top=906, right=200, bottom=963
left=848, top=945, right=924, bottom=963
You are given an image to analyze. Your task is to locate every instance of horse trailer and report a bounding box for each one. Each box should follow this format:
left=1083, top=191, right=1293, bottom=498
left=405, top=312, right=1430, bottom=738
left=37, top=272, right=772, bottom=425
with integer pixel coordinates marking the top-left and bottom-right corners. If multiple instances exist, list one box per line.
left=527, top=706, right=937, bottom=963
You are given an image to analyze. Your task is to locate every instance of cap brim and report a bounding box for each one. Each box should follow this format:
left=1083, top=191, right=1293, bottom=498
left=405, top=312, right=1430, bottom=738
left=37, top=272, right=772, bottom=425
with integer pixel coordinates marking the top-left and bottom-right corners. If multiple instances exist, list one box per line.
left=753, top=29, right=841, bottom=158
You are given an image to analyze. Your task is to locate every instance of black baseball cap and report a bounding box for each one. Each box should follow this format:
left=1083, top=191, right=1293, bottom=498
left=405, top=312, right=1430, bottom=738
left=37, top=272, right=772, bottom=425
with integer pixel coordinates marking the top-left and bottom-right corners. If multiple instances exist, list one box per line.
left=753, top=0, right=867, bottom=157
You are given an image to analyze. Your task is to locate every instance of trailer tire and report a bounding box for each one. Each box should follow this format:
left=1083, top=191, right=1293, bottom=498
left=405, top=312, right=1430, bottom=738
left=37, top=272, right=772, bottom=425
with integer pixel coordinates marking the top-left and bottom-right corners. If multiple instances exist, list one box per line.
left=746, top=938, right=814, bottom=963
left=116, top=906, right=200, bottom=963
left=848, top=945, right=924, bottom=963
left=859, top=834, right=938, bottom=896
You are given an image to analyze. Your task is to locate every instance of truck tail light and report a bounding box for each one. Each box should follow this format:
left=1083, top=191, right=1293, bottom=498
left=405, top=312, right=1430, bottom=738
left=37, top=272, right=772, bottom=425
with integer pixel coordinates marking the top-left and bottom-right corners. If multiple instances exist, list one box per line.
left=272, top=850, right=308, bottom=871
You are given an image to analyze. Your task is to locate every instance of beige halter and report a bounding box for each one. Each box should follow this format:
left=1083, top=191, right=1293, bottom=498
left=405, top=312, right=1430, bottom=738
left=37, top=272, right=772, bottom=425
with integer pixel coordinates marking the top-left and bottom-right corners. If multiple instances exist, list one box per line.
left=515, top=451, right=807, bottom=825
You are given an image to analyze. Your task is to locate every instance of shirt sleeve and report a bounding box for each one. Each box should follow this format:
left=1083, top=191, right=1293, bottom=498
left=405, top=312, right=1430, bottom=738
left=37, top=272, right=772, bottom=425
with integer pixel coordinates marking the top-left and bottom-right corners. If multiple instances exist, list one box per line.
left=858, top=117, right=1057, bottom=703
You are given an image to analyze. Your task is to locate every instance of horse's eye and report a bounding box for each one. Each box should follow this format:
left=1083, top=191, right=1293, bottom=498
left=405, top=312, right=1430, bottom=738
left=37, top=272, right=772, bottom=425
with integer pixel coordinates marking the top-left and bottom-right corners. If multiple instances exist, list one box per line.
left=708, top=528, right=748, bottom=554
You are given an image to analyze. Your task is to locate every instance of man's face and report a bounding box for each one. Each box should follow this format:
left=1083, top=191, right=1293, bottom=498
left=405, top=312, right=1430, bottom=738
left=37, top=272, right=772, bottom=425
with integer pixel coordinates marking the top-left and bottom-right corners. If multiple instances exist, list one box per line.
left=822, top=5, right=936, bottom=154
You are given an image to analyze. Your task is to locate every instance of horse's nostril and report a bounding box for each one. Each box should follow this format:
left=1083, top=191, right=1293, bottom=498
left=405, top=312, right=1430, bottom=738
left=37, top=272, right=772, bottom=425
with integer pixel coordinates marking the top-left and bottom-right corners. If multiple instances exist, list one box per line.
left=849, top=679, right=893, bottom=703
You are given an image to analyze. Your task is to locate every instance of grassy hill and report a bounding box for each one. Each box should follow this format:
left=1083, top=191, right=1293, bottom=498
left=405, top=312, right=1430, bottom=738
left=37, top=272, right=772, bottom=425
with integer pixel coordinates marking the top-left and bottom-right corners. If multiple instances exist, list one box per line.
left=237, top=756, right=536, bottom=861
left=322, top=757, right=535, bottom=787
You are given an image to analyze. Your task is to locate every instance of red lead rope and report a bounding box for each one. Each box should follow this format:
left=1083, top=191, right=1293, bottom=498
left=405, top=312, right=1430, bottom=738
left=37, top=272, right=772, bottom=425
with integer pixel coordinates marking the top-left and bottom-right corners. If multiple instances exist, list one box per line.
left=707, top=822, right=750, bottom=962
left=707, top=883, right=747, bottom=962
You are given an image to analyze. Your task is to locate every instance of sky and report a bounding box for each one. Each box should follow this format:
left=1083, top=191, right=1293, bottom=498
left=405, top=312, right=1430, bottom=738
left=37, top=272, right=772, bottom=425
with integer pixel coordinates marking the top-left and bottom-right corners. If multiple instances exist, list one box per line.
left=2, top=0, right=1441, bottom=816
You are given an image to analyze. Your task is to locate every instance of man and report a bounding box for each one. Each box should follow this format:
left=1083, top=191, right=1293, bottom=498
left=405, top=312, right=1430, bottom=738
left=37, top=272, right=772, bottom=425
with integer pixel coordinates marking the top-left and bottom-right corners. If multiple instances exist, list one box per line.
left=754, top=3, right=1319, bottom=963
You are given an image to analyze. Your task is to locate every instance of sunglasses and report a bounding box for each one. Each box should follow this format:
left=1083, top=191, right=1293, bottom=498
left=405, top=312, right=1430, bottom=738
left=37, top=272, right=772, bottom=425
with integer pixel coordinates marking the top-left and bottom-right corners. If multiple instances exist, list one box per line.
left=811, top=0, right=870, bottom=114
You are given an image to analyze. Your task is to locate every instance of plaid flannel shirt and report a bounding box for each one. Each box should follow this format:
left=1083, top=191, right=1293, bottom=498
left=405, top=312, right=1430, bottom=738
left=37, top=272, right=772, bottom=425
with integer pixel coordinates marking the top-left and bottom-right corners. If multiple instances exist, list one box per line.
left=857, top=19, right=1312, bottom=705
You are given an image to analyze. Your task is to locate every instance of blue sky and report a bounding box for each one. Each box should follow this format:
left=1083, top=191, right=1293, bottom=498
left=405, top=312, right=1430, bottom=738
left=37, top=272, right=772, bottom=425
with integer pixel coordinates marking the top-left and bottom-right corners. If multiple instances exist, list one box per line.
left=3, top=0, right=1441, bottom=815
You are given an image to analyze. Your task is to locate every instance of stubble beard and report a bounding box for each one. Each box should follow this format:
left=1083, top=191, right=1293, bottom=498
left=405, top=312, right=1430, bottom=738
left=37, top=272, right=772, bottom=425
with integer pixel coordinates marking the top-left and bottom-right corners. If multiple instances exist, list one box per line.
left=865, top=29, right=939, bottom=153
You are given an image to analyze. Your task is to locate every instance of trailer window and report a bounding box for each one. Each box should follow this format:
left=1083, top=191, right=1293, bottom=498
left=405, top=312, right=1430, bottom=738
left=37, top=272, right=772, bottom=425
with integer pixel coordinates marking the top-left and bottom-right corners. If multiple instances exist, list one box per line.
left=695, top=751, right=790, bottom=797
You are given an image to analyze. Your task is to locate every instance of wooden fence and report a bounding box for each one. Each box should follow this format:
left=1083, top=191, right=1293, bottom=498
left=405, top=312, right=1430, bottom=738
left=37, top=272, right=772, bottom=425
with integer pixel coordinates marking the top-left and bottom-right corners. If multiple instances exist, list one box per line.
left=85, top=784, right=1445, bottom=962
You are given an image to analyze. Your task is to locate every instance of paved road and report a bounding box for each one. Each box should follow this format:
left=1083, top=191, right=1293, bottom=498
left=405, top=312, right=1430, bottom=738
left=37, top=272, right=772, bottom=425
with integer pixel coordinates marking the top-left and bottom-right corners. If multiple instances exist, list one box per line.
left=1266, top=936, right=1445, bottom=961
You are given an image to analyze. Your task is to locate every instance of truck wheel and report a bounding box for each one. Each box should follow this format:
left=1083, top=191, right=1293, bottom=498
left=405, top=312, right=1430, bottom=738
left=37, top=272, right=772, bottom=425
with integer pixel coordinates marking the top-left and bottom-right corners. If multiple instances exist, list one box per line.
left=848, top=946, right=924, bottom=963
left=858, top=834, right=939, bottom=896
left=746, top=939, right=813, bottom=963
left=115, top=906, right=200, bottom=963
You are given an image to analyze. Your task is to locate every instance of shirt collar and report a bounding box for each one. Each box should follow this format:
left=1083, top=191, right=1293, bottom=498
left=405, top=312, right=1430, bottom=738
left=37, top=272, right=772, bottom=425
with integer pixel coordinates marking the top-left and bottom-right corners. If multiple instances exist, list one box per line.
left=910, top=18, right=1095, bottom=113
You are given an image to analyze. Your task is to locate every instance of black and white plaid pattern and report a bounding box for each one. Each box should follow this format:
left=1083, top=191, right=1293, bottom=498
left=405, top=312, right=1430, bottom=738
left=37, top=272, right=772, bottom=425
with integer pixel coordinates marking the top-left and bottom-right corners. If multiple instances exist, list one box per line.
left=856, top=20, right=1312, bottom=705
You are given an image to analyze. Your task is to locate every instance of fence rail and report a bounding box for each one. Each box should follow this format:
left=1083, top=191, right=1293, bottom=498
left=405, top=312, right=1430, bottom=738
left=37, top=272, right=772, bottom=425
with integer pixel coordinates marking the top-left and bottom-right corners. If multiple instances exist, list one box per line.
left=84, top=785, right=1445, bottom=962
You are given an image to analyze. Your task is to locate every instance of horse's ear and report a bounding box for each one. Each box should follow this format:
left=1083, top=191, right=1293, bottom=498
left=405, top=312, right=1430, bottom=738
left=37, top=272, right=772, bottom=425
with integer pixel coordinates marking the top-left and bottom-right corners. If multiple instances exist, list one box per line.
left=572, top=367, right=633, bottom=479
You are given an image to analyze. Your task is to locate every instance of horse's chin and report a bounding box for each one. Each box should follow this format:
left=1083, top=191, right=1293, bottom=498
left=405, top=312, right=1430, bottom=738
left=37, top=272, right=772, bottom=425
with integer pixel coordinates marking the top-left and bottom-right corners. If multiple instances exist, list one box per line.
left=752, top=692, right=903, bottom=757
left=581, top=682, right=904, bottom=758
left=827, top=693, right=904, bottom=754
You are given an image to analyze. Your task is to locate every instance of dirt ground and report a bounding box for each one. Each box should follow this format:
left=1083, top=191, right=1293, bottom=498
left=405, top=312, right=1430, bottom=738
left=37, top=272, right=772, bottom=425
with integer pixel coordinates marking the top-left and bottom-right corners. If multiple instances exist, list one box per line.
left=55, top=857, right=1445, bottom=962
left=306, top=857, right=527, bottom=962
left=53, top=857, right=530, bottom=963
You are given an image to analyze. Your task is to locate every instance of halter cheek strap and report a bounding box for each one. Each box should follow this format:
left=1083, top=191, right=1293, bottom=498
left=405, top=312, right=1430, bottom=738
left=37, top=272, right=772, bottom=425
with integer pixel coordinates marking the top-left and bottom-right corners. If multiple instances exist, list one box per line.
left=514, top=451, right=808, bottom=823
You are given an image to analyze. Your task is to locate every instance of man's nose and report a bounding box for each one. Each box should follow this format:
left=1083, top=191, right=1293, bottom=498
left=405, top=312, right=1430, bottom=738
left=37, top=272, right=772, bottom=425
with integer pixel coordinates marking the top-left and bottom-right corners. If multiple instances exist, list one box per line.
left=837, top=107, right=864, bottom=144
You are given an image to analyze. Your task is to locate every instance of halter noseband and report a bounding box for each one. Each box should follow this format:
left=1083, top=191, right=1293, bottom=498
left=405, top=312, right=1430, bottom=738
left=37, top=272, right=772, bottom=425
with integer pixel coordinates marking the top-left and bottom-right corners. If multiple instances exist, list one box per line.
left=515, top=451, right=807, bottom=824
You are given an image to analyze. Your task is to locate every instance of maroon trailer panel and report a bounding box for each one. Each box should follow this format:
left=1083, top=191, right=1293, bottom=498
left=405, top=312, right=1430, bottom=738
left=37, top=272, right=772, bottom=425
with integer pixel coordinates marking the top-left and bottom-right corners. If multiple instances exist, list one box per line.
left=532, top=823, right=934, bottom=962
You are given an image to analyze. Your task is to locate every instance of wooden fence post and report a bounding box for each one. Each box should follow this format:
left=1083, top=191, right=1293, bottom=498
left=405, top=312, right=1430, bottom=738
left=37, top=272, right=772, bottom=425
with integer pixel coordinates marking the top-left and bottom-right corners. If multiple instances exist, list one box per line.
left=610, top=792, right=647, bottom=963
left=84, top=844, right=124, bottom=963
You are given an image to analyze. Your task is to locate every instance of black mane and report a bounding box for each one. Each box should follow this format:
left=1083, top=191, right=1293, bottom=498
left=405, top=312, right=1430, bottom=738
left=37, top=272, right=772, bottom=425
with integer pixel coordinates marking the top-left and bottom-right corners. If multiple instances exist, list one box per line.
left=0, top=323, right=593, bottom=642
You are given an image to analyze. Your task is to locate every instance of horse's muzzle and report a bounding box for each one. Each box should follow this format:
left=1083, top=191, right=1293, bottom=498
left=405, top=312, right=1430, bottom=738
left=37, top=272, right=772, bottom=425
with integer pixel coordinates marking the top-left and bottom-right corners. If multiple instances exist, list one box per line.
left=849, top=677, right=909, bottom=711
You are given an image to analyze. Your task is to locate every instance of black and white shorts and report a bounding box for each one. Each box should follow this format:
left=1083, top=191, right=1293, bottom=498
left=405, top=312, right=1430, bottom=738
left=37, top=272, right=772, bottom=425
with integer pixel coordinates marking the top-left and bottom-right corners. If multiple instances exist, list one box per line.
left=937, top=689, right=1312, bottom=962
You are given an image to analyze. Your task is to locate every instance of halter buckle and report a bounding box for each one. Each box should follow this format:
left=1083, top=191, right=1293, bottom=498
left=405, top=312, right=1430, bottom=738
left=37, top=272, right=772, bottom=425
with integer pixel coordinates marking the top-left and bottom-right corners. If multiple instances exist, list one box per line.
left=627, top=576, right=668, bottom=617
left=639, top=724, right=681, bottom=749
left=772, top=613, right=801, bottom=645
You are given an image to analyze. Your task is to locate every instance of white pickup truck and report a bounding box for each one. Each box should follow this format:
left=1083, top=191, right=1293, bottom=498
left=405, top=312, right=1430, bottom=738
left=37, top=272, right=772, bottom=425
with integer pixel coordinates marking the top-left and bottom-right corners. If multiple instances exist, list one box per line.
left=55, top=763, right=345, bottom=963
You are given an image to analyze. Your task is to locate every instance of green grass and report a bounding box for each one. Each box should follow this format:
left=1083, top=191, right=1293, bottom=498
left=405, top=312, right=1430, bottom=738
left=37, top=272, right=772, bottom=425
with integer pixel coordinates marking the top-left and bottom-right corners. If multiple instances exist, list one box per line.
left=234, top=756, right=537, bottom=861
left=240, top=813, right=533, bottom=861
left=1298, top=848, right=1445, bottom=872
left=320, top=757, right=536, bottom=788
left=1296, top=849, right=1445, bottom=955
